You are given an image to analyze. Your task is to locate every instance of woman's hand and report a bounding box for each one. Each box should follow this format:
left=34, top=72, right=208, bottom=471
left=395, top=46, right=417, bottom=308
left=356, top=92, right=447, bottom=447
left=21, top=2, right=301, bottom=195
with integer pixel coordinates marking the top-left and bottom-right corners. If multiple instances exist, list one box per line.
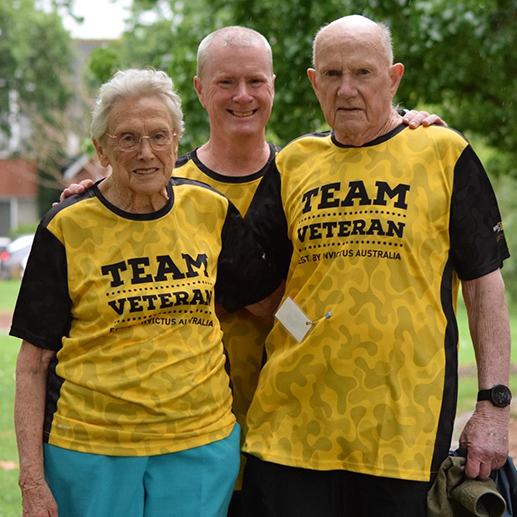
left=20, top=476, right=58, bottom=516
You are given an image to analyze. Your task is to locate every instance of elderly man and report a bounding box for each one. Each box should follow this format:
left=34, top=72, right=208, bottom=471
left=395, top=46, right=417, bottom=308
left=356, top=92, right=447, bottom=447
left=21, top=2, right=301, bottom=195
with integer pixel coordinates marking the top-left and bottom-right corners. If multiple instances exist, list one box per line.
left=60, top=25, right=444, bottom=517
left=242, top=15, right=511, bottom=517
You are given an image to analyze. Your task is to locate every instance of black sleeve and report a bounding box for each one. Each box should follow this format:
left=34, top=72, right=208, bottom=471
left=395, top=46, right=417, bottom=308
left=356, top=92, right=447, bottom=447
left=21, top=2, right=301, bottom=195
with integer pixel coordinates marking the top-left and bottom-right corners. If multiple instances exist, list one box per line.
left=215, top=201, right=281, bottom=312
left=450, top=145, right=510, bottom=280
left=9, top=224, right=71, bottom=350
left=244, top=163, right=293, bottom=279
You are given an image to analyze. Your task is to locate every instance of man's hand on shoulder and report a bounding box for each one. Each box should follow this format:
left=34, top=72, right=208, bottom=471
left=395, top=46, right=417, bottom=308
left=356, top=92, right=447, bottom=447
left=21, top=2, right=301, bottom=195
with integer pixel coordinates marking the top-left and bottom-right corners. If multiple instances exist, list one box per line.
left=52, top=179, right=95, bottom=207
left=403, top=109, right=447, bottom=129
left=459, top=401, right=510, bottom=479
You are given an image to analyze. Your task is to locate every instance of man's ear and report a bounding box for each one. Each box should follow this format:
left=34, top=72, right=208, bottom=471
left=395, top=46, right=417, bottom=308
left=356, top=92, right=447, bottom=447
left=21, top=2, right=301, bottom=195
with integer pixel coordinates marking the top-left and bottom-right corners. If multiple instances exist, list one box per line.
left=93, top=138, right=110, bottom=168
left=193, top=76, right=205, bottom=108
left=307, top=68, right=320, bottom=99
left=270, top=74, right=276, bottom=100
left=389, top=63, right=405, bottom=97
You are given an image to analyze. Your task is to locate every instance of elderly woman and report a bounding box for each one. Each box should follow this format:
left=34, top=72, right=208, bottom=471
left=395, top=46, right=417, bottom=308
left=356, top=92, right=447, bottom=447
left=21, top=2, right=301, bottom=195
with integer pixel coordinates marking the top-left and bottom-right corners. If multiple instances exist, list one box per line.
left=11, top=69, right=281, bottom=517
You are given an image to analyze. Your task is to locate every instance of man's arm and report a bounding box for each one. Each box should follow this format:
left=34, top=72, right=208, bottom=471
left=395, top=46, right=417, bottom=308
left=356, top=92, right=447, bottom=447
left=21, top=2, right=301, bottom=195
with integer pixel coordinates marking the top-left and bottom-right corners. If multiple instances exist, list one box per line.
left=15, top=340, right=59, bottom=517
left=245, top=281, right=286, bottom=321
left=459, top=269, right=511, bottom=479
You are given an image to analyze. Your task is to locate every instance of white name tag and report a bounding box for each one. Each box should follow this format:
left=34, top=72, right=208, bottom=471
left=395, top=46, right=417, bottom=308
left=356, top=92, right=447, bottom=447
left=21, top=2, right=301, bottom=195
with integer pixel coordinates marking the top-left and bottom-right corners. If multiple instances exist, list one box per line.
left=275, top=297, right=313, bottom=343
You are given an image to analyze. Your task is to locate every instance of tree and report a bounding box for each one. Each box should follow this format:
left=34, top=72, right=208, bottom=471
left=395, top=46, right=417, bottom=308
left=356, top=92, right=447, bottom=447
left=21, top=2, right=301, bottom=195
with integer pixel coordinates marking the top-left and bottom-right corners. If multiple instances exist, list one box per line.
left=0, top=0, right=78, bottom=211
left=0, top=0, right=75, bottom=145
left=88, top=0, right=517, bottom=168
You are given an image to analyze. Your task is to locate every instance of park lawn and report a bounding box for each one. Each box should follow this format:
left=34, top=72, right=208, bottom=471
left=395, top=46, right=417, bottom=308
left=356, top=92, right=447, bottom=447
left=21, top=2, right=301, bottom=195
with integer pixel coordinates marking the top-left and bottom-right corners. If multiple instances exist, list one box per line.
left=0, top=334, right=21, bottom=516
left=0, top=280, right=22, bottom=311
left=1, top=281, right=29, bottom=514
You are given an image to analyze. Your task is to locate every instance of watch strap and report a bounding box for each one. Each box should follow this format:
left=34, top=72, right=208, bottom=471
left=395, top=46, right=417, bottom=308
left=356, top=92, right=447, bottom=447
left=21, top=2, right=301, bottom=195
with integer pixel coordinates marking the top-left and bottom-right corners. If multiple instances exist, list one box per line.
left=477, top=389, right=491, bottom=402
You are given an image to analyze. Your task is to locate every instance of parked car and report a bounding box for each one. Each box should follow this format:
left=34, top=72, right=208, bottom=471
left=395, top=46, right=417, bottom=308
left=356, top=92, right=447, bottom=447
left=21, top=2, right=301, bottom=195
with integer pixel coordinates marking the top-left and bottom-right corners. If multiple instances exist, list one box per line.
left=0, top=234, right=35, bottom=279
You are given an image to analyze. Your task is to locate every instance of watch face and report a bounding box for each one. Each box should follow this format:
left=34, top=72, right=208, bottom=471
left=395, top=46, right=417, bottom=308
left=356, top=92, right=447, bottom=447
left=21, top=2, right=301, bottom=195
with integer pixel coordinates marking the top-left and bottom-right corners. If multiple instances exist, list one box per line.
left=492, top=385, right=512, bottom=407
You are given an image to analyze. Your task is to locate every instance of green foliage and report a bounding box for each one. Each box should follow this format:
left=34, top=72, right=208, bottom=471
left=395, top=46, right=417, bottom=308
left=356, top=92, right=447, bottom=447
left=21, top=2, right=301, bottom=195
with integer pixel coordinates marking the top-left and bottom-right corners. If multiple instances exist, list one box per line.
left=0, top=0, right=75, bottom=141
left=389, top=0, right=517, bottom=178
left=85, top=0, right=517, bottom=165
left=88, top=46, right=122, bottom=86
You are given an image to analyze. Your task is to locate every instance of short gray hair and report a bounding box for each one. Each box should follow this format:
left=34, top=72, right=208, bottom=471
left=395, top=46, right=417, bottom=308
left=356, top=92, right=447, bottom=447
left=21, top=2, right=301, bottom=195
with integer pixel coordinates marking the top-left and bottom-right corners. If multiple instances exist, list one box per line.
left=312, top=16, right=394, bottom=67
left=197, top=26, right=273, bottom=77
left=91, top=69, right=184, bottom=140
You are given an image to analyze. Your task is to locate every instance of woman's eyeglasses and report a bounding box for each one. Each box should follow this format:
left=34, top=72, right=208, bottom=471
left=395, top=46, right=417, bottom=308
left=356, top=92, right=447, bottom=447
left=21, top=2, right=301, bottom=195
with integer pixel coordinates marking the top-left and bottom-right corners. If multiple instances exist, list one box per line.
left=104, top=129, right=176, bottom=152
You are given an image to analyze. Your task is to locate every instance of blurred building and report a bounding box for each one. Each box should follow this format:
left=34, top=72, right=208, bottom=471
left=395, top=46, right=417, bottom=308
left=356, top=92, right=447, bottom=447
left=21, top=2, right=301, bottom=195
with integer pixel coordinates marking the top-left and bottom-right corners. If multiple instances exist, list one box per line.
left=0, top=39, right=110, bottom=237
left=0, top=159, right=38, bottom=237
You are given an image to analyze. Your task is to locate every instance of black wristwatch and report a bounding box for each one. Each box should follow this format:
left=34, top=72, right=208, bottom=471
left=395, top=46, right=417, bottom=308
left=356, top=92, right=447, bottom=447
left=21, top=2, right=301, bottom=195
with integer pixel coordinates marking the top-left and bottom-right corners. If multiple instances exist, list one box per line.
left=477, top=385, right=512, bottom=407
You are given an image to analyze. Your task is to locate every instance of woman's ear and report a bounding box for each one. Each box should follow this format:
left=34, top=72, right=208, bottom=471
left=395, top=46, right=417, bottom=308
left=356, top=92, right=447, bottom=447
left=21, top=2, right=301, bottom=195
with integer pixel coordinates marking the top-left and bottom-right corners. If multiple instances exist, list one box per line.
left=93, top=138, right=111, bottom=168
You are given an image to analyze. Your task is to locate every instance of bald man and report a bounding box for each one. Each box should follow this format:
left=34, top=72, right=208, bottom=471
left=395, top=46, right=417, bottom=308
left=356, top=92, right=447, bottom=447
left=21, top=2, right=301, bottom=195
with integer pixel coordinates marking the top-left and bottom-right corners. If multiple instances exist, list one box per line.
left=242, top=15, right=511, bottom=517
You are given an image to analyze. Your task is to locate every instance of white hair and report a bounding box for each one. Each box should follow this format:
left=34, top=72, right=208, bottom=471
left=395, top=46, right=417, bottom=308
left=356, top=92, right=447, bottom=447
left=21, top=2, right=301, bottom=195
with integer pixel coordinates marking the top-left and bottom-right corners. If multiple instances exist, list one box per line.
left=91, top=69, right=184, bottom=140
left=312, top=16, right=394, bottom=67
left=196, top=26, right=273, bottom=77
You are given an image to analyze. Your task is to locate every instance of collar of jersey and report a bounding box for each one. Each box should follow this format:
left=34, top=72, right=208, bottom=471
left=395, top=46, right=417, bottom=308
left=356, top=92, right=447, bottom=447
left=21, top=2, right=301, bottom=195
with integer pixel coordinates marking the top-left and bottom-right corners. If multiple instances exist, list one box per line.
left=331, top=123, right=406, bottom=149
left=92, top=178, right=174, bottom=221
left=189, top=143, right=276, bottom=184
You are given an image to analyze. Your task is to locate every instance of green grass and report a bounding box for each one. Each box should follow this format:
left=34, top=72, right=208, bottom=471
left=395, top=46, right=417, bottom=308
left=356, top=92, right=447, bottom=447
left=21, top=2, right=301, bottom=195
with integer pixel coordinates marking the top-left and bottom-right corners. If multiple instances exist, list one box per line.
left=0, top=280, right=21, bottom=311
left=0, top=334, right=21, bottom=516
left=0, top=281, right=23, bottom=515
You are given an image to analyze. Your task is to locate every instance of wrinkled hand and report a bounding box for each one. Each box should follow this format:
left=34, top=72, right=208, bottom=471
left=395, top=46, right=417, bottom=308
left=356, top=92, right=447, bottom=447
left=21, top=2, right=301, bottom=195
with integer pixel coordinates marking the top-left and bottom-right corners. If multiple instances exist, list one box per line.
left=20, top=478, right=58, bottom=516
left=403, top=109, right=448, bottom=129
left=459, top=403, right=509, bottom=479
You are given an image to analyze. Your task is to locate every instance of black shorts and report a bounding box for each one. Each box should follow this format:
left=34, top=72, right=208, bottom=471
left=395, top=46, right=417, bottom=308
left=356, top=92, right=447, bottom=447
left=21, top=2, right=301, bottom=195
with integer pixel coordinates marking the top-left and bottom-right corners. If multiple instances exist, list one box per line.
left=228, top=490, right=244, bottom=517
left=242, top=455, right=434, bottom=517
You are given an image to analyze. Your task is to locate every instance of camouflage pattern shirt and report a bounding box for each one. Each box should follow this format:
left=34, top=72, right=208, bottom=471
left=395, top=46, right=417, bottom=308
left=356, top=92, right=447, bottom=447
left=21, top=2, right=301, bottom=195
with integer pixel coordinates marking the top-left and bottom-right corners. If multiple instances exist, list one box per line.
left=243, top=124, right=509, bottom=482
left=11, top=177, right=280, bottom=457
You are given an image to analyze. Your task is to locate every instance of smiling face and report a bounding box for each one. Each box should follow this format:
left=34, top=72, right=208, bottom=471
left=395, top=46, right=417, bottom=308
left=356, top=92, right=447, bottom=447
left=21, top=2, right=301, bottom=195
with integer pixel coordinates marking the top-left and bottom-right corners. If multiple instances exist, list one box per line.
left=93, top=95, right=178, bottom=206
left=308, top=19, right=404, bottom=146
left=194, top=41, right=275, bottom=141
